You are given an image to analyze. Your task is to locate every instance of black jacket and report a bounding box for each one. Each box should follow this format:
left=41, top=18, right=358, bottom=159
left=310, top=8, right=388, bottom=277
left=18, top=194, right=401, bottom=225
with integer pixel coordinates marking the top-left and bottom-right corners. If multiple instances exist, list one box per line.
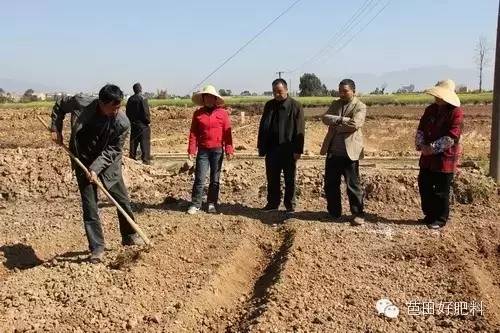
left=126, top=94, right=150, bottom=126
left=257, top=97, right=305, bottom=156
left=50, top=95, right=130, bottom=187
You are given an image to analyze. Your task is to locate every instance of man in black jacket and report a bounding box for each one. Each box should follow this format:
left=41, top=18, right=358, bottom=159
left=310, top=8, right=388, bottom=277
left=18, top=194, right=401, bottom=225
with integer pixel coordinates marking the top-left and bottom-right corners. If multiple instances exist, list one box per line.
left=257, top=79, right=305, bottom=216
left=126, top=82, right=151, bottom=164
left=50, top=84, right=144, bottom=263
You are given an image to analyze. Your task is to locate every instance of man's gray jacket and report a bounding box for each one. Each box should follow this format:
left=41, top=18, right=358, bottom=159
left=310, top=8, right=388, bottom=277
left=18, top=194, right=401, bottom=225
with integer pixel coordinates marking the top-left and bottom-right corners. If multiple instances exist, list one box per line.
left=50, top=95, right=130, bottom=187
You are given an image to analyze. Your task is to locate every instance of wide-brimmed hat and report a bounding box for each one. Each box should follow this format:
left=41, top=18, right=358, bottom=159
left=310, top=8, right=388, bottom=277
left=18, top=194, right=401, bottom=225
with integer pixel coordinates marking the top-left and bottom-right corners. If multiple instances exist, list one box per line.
left=191, top=85, right=224, bottom=106
left=425, top=79, right=461, bottom=107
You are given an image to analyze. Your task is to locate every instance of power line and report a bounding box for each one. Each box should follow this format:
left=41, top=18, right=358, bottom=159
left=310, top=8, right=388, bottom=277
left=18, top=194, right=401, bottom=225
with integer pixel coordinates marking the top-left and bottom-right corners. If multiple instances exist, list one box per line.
left=305, top=0, right=378, bottom=68
left=320, top=0, right=382, bottom=57
left=190, top=0, right=302, bottom=93
left=286, top=0, right=378, bottom=73
left=287, top=0, right=390, bottom=73
left=325, top=0, right=392, bottom=60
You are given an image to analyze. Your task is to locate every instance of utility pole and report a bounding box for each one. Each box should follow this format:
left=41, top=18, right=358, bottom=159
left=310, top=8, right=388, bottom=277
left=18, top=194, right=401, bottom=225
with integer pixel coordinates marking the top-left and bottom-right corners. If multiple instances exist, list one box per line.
left=276, top=71, right=285, bottom=79
left=490, top=1, right=500, bottom=182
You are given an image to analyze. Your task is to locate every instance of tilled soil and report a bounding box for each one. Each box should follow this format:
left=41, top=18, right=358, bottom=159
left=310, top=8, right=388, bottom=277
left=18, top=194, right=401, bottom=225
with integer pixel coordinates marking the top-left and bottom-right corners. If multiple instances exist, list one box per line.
left=0, top=105, right=499, bottom=332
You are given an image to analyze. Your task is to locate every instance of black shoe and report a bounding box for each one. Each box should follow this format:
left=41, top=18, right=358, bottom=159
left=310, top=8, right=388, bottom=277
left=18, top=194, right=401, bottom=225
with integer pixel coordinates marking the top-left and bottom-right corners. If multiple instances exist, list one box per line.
left=284, top=209, right=295, bottom=219
left=422, top=216, right=433, bottom=225
left=122, top=233, right=146, bottom=246
left=261, top=205, right=279, bottom=212
left=329, top=211, right=342, bottom=218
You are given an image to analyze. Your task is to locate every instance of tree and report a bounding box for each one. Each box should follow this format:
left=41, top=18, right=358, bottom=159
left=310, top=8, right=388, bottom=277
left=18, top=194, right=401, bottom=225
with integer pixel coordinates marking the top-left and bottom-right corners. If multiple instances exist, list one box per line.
left=156, top=89, right=168, bottom=99
left=299, top=73, right=329, bottom=96
left=330, top=89, right=340, bottom=97
left=0, top=88, right=7, bottom=103
left=396, top=84, right=415, bottom=94
left=370, top=83, right=387, bottom=95
left=456, top=85, right=468, bottom=93
left=476, top=36, right=491, bottom=92
left=219, top=89, right=232, bottom=97
left=240, top=90, right=251, bottom=96
left=380, top=83, right=387, bottom=94
left=21, top=88, right=38, bottom=102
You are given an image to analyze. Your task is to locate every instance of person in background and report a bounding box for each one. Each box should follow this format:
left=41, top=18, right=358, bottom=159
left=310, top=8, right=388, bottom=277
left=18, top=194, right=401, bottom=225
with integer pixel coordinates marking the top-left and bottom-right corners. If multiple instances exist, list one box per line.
left=187, top=85, right=234, bottom=215
left=126, top=82, right=151, bottom=165
left=416, top=79, right=464, bottom=229
left=257, top=78, right=305, bottom=218
left=320, top=79, right=366, bottom=226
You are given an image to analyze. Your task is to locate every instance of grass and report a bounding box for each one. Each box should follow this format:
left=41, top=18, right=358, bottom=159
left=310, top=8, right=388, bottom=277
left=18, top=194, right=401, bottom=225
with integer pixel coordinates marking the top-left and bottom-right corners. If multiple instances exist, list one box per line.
left=0, top=92, right=493, bottom=109
left=147, top=92, right=494, bottom=108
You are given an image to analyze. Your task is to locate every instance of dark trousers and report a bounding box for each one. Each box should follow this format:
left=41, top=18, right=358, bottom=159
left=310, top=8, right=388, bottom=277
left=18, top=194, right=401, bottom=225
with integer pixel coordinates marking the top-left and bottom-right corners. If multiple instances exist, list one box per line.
left=418, top=169, right=453, bottom=226
left=324, top=155, right=364, bottom=217
left=129, top=124, right=151, bottom=164
left=265, top=146, right=297, bottom=210
left=191, top=148, right=224, bottom=208
left=76, top=170, right=136, bottom=252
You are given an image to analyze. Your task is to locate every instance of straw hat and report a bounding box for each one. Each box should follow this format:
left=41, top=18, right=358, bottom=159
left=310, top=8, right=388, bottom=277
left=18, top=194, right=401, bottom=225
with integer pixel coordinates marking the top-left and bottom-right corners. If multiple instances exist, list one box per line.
left=191, top=85, right=224, bottom=106
left=425, top=79, right=461, bottom=107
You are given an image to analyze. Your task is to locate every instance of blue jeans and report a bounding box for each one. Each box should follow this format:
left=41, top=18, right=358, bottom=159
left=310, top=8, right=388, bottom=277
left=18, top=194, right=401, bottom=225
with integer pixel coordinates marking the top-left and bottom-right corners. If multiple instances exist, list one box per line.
left=191, top=148, right=224, bottom=208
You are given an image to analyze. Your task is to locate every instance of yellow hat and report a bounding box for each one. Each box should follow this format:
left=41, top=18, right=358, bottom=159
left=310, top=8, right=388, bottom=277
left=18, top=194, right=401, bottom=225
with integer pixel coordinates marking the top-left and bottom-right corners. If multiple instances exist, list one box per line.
left=425, top=79, right=461, bottom=107
left=191, top=85, right=224, bottom=106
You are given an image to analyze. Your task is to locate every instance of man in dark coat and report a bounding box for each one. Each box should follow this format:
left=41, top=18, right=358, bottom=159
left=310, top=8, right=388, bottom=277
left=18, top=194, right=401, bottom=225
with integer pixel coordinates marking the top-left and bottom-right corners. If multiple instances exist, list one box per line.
left=50, top=84, right=144, bottom=263
left=126, top=82, right=151, bottom=164
left=257, top=79, right=305, bottom=217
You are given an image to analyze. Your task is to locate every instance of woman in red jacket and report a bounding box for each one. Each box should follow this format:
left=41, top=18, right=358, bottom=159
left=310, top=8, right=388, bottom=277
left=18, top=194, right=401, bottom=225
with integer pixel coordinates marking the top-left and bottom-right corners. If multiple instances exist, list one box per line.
left=187, top=85, right=234, bottom=214
left=416, top=80, right=464, bottom=229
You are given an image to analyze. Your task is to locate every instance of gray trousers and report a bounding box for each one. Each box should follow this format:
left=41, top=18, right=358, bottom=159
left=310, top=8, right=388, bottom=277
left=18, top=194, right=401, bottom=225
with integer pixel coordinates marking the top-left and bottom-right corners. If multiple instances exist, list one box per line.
left=75, top=170, right=136, bottom=252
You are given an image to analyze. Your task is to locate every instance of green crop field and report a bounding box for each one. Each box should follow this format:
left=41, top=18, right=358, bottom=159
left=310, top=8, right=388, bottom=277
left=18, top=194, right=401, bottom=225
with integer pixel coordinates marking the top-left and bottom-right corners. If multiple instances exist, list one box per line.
left=0, top=92, right=493, bottom=109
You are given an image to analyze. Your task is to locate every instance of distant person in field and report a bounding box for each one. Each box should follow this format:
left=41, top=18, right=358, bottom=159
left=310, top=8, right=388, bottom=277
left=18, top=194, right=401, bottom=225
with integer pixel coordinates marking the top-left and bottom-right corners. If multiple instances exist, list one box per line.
left=126, top=82, right=151, bottom=165
left=50, top=84, right=144, bottom=264
left=416, top=80, right=464, bottom=230
left=257, top=78, right=305, bottom=218
left=320, top=79, right=366, bottom=226
left=187, top=85, right=234, bottom=215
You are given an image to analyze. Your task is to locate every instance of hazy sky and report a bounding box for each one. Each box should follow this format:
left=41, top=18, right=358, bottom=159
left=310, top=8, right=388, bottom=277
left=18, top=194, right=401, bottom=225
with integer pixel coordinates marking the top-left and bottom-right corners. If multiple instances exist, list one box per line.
left=0, top=0, right=497, bottom=94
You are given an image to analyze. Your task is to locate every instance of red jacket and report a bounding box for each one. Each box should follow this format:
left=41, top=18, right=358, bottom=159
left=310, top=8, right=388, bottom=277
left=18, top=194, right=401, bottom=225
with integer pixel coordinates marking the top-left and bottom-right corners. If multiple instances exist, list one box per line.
left=417, top=104, right=464, bottom=173
left=188, top=107, right=234, bottom=155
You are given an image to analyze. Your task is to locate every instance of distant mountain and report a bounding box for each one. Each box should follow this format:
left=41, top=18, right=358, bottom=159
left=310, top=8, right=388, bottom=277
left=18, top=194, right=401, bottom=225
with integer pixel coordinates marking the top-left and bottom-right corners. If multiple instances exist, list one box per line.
left=0, top=78, right=56, bottom=93
left=323, top=66, right=493, bottom=93
left=2, top=65, right=494, bottom=95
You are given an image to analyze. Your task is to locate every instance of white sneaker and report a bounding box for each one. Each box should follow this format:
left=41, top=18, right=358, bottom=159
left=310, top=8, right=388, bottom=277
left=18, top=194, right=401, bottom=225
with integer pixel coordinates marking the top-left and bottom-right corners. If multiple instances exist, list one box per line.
left=351, top=215, right=365, bottom=226
left=187, top=206, right=200, bottom=215
left=207, top=203, right=217, bottom=214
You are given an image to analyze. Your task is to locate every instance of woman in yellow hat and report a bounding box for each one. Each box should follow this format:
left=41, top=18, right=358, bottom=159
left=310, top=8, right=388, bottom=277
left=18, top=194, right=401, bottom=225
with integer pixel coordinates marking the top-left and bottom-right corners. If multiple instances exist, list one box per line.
left=187, top=85, right=234, bottom=214
left=415, top=80, right=464, bottom=229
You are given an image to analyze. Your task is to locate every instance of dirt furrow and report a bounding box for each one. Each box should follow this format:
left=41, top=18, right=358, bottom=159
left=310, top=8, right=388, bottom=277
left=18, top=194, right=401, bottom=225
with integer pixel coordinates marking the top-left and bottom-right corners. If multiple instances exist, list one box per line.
left=227, top=227, right=296, bottom=332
